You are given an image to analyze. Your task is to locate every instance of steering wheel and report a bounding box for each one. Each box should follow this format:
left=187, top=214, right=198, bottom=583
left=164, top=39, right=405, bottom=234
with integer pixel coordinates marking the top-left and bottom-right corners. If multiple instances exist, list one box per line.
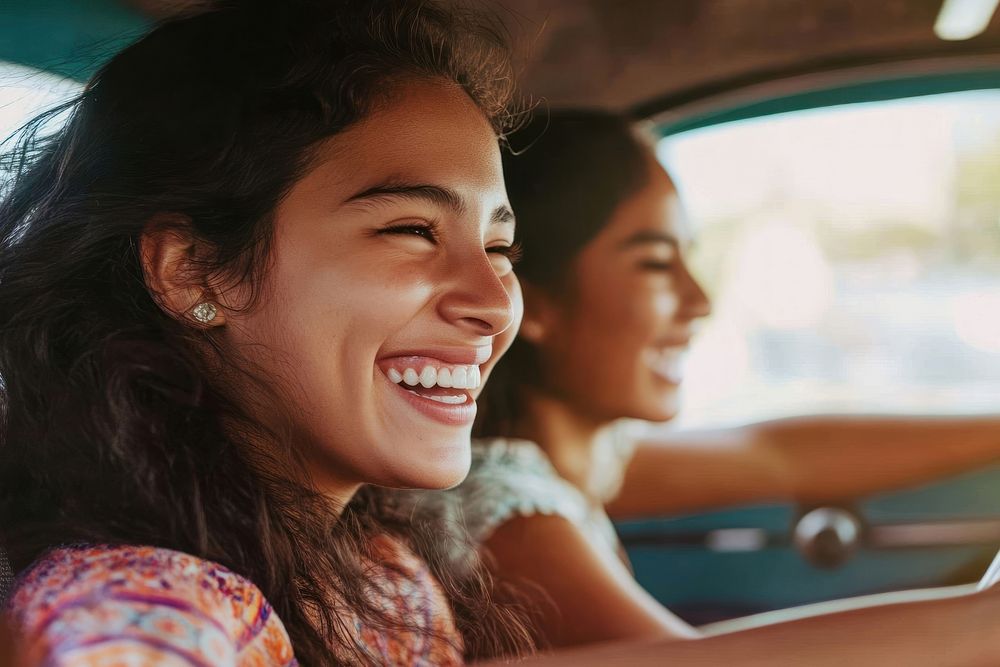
left=979, top=549, right=1000, bottom=590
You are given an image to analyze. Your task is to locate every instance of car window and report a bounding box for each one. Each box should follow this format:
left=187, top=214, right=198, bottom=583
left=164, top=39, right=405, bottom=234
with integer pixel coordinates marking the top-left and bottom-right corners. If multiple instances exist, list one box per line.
left=658, top=90, right=1000, bottom=430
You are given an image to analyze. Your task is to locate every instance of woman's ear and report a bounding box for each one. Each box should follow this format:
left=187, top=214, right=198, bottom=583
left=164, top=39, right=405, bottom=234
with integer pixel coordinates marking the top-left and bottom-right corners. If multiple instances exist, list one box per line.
left=518, top=281, right=556, bottom=344
left=140, top=214, right=227, bottom=327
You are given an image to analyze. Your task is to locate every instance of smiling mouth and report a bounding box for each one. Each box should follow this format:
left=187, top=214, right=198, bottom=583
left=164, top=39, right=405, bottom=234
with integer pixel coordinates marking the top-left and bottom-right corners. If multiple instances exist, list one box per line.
left=394, top=385, right=471, bottom=405
left=386, top=362, right=482, bottom=392
left=645, top=347, right=686, bottom=384
left=378, top=356, right=483, bottom=424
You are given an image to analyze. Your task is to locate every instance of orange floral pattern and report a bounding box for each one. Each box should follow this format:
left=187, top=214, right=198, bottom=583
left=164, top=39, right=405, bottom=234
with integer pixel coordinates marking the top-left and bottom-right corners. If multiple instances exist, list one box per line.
left=6, top=539, right=463, bottom=665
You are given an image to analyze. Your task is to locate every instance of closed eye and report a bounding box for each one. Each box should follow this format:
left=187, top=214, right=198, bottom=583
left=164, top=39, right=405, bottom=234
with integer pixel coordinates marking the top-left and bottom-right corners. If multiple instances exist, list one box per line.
left=378, top=221, right=440, bottom=244
left=638, top=260, right=675, bottom=271
left=488, top=241, right=523, bottom=265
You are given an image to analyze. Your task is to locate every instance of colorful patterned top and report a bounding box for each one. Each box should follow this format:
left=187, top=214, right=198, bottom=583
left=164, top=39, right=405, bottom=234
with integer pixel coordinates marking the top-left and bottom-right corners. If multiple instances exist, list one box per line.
left=5, top=537, right=463, bottom=666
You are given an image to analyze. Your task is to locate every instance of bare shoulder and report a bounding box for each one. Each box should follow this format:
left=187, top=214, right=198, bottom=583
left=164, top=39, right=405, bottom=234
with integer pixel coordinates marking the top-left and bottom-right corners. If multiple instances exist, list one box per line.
left=483, top=514, right=694, bottom=645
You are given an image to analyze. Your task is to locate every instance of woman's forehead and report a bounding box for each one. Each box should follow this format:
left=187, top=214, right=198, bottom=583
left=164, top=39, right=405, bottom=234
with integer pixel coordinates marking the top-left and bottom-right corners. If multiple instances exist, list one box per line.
left=599, top=165, right=684, bottom=242
left=307, top=80, right=505, bottom=202
left=276, top=82, right=511, bottom=233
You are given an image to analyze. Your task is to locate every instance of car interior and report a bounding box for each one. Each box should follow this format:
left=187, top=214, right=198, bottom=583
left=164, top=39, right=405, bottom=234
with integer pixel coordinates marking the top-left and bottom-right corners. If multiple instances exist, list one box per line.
left=4, top=0, right=1000, bottom=639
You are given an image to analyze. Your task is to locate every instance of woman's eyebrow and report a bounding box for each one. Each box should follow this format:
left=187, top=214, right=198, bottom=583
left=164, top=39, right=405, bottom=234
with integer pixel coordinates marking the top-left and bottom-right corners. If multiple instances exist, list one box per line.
left=491, top=206, right=515, bottom=227
left=345, top=181, right=467, bottom=214
left=618, top=229, right=680, bottom=249
left=344, top=180, right=515, bottom=228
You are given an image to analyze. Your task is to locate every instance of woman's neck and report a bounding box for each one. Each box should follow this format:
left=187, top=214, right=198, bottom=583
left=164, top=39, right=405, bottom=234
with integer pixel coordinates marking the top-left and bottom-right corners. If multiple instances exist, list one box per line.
left=308, top=469, right=363, bottom=517
left=514, top=388, right=615, bottom=502
left=278, top=448, right=362, bottom=517
left=227, top=415, right=363, bottom=516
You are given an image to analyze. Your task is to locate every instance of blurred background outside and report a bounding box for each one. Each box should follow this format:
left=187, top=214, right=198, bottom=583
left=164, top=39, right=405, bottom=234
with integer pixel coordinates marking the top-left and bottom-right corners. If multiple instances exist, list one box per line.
left=658, top=90, right=1000, bottom=430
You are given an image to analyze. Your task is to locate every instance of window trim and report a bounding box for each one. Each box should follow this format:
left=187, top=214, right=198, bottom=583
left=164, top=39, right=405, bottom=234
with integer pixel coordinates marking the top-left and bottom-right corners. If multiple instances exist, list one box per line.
left=649, top=54, right=1000, bottom=138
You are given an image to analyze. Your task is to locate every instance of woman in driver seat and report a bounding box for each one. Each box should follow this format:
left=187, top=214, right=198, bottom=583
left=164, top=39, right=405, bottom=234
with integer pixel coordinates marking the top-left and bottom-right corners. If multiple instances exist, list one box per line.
left=441, top=109, right=1000, bottom=650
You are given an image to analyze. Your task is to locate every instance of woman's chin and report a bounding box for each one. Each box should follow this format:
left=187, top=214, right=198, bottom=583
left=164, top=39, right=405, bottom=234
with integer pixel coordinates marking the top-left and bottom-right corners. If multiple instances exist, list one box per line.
left=381, top=443, right=472, bottom=490
left=632, top=393, right=681, bottom=423
left=396, top=467, right=470, bottom=491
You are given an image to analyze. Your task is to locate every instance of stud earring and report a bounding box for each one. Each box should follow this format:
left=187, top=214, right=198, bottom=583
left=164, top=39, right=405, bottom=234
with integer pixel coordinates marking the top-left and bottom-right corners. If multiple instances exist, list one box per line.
left=191, top=302, right=218, bottom=324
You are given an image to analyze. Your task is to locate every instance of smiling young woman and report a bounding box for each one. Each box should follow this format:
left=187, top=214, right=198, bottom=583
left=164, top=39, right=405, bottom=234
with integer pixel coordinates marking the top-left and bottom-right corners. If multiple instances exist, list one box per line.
left=8, top=2, right=1000, bottom=664
left=0, top=1, right=531, bottom=664
left=443, top=110, right=1000, bottom=660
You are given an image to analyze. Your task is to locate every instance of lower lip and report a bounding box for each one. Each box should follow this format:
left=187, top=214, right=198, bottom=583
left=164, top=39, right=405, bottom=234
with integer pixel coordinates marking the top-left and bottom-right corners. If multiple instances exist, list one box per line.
left=647, top=351, right=686, bottom=385
left=383, top=374, right=477, bottom=426
left=651, top=369, right=682, bottom=386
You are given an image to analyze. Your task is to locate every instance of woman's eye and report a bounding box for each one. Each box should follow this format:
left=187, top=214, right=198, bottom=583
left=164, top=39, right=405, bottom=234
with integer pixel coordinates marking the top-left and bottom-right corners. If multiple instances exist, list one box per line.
left=638, top=260, right=675, bottom=272
left=380, top=223, right=439, bottom=244
left=488, top=241, right=523, bottom=265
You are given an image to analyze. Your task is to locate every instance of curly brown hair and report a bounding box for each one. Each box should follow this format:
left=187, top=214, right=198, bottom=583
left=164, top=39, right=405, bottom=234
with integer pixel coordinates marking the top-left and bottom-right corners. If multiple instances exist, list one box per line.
left=0, top=1, right=533, bottom=663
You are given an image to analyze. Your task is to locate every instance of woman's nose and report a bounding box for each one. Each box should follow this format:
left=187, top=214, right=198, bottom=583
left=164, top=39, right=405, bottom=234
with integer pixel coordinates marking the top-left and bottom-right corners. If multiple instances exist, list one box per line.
left=681, top=265, right=712, bottom=320
left=437, top=251, right=516, bottom=337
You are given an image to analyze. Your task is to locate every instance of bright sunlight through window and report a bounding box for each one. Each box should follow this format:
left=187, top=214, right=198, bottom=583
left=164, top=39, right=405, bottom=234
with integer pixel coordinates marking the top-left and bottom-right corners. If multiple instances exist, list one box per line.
left=0, top=62, right=80, bottom=172
left=659, top=90, right=1000, bottom=429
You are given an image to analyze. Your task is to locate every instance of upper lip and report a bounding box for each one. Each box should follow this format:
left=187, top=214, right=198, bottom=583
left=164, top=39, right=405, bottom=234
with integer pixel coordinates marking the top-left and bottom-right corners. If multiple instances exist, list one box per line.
left=653, top=335, right=692, bottom=348
left=377, top=345, right=494, bottom=366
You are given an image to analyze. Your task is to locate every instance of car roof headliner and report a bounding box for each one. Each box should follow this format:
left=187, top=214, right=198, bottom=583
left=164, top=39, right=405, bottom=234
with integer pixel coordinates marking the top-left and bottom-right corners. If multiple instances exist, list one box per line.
left=117, top=0, right=1000, bottom=114
left=481, top=0, right=1000, bottom=115
left=7, top=0, right=1000, bottom=117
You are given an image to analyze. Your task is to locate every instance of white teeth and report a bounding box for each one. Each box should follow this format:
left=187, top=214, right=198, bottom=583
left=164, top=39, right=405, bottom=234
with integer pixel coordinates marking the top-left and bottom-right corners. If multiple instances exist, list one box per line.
left=419, top=366, right=437, bottom=388
left=421, top=393, right=467, bottom=405
left=451, top=366, right=468, bottom=389
left=645, top=349, right=684, bottom=383
left=386, top=364, right=481, bottom=389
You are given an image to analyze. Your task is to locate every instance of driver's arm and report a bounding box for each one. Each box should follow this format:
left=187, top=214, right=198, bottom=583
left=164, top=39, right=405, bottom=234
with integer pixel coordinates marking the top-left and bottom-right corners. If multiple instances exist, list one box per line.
left=607, top=415, right=1000, bottom=520
left=485, top=583, right=1000, bottom=666
left=481, top=513, right=698, bottom=648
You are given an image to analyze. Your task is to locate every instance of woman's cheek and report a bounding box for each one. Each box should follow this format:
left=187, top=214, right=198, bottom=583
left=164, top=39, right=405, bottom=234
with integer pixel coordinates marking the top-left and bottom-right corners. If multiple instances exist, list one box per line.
left=652, top=289, right=681, bottom=320
left=627, top=275, right=681, bottom=328
left=478, top=273, right=522, bottom=391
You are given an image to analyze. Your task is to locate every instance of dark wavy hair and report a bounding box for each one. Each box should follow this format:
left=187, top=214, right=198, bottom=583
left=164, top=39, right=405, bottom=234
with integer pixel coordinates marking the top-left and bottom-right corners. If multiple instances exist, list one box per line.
left=0, top=1, right=532, bottom=663
left=475, top=110, right=652, bottom=437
